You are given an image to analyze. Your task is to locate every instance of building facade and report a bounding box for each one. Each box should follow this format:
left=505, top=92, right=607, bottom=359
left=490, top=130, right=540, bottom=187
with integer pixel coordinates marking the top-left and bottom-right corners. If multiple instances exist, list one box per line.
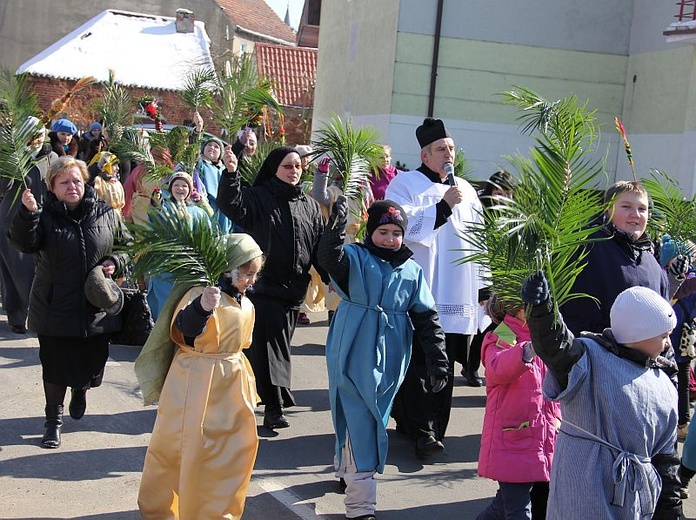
left=312, top=0, right=696, bottom=192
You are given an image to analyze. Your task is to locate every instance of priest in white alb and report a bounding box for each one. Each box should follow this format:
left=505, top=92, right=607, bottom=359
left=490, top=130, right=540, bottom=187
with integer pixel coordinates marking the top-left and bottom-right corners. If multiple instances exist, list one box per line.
left=386, top=117, right=487, bottom=459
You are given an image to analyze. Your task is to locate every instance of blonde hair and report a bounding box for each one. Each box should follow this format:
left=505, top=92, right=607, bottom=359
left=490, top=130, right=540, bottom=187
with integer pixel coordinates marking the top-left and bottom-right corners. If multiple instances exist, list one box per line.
left=46, top=156, right=89, bottom=190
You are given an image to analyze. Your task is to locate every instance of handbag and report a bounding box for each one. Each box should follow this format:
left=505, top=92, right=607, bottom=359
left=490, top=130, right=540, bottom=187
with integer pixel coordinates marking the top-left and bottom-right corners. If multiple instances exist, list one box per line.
left=112, top=269, right=155, bottom=346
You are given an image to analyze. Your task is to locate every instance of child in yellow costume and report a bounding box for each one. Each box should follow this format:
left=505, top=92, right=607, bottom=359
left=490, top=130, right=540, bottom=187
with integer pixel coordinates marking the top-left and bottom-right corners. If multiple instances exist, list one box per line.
left=136, top=233, right=264, bottom=520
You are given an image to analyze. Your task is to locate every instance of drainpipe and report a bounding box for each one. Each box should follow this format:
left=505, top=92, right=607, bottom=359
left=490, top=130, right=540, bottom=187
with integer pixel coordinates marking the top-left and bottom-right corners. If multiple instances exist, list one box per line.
left=427, top=0, right=445, bottom=117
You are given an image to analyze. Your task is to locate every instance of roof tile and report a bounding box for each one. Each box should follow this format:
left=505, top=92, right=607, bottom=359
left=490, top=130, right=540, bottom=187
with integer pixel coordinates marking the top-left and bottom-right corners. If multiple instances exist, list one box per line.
left=216, top=0, right=296, bottom=44
left=255, top=43, right=317, bottom=107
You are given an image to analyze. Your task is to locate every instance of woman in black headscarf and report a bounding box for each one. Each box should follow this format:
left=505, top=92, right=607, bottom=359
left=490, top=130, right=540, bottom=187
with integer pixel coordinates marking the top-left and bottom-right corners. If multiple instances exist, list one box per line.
left=217, top=146, right=326, bottom=430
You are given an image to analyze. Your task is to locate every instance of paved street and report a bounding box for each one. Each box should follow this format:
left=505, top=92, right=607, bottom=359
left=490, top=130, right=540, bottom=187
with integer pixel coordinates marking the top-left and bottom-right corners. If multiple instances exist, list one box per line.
left=1, top=309, right=695, bottom=519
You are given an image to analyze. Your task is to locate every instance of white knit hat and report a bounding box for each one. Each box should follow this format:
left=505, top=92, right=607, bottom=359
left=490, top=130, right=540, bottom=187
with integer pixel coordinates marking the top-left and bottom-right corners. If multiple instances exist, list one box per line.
left=610, top=286, right=676, bottom=344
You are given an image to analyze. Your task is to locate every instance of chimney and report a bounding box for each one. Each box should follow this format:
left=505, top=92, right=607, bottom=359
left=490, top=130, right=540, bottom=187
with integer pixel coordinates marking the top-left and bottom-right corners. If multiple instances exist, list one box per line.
left=176, top=8, right=195, bottom=33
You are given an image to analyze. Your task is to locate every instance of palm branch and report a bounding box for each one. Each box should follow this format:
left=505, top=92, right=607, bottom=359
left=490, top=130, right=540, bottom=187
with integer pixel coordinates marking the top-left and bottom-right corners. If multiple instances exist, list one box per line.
left=459, top=88, right=607, bottom=317
left=180, top=66, right=216, bottom=110
left=163, top=125, right=200, bottom=174
left=41, top=76, right=96, bottom=126
left=113, top=130, right=172, bottom=181
left=309, top=115, right=383, bottom=203
left=237, top=140, right=281, bottom=185
left=96, top=70, right=134, bottom=147
left=454, top=147, right=476, bottom=184
left=642, top=169, right=696, bottom=256
left=0, top=70, right=41, bottom=190
left=209, top=55, right=281, bottom=139
left=127, top=204, right=227, bottom=286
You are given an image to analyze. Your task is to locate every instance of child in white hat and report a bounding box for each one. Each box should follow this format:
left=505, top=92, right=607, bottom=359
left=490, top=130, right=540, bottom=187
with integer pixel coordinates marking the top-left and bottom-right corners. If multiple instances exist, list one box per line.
left=521, top=272, right=681, bottom=519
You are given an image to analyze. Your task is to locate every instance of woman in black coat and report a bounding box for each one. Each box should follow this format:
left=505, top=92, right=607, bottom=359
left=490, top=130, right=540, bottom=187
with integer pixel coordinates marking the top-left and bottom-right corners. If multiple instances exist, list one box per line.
left=217, top=146, right=325, bottom=430
left=8, top=156, right=129, bottom=449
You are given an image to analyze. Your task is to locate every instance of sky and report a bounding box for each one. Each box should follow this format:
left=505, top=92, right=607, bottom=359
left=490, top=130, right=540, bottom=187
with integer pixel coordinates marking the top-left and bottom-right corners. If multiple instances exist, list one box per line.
left=264, top=0, right=306, bottom=31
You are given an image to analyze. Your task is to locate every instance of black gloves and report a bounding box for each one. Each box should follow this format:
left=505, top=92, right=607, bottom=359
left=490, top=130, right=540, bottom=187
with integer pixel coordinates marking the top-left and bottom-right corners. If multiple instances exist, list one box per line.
left=521, top=271, right=549, bottom=306
left=429, top=374, right=447, bottom=393
left=332, top=195, right=348, bottom=220
left=667, top=254, right=689, bottom=278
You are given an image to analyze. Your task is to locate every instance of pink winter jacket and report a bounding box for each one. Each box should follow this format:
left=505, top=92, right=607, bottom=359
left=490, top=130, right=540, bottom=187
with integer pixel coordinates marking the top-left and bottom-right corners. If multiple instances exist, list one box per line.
left=477, top=314, right=561, bottom=483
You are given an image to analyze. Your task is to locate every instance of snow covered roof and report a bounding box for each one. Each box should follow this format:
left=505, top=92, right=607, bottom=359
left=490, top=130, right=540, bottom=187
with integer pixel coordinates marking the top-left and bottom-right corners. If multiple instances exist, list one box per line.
left=17, top=9, right=214, bottom=91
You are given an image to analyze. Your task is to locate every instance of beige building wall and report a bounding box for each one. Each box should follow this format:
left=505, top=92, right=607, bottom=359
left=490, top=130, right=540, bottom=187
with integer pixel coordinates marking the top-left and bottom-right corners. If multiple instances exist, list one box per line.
left=313, top=0, right=696, bottom=190
left=312, top=0, right=400, bottom=137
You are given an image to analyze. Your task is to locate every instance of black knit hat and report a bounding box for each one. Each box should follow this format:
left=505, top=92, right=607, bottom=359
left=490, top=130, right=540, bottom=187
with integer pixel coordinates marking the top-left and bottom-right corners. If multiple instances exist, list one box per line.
left=416, top=117, right=451, bottom=149
left=366, top=200, right=408, bottom=236
left=252, top=146, right=297, bottom=187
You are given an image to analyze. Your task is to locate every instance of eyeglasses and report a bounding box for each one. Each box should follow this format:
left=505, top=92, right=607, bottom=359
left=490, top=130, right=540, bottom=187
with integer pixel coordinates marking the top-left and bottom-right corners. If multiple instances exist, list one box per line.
left=280, top=162, right=302, bottom=171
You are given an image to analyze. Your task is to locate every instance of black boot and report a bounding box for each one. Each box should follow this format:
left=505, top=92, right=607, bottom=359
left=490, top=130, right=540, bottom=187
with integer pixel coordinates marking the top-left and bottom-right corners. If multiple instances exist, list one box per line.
left=41, top=405, right=63, bottom=449
left=69, top=388, right=87, bottom=420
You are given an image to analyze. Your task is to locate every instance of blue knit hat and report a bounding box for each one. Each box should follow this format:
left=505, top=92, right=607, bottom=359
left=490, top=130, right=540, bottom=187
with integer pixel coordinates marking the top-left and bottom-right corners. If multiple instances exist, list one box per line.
left=51, top=118, right=78, bottom=135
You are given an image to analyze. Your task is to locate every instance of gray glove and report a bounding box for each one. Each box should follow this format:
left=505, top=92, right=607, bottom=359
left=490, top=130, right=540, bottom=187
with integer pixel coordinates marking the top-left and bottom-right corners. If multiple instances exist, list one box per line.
left=430, top=374, right=447, bottom=393
left=521, top=271, right=549, bottom=306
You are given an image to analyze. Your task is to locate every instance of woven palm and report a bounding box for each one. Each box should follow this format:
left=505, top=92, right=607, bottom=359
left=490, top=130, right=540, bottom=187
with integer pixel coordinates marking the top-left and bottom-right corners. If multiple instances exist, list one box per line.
left=128, top=204, right=228, bottom=286
left=459, top=87, right=607, bottom=317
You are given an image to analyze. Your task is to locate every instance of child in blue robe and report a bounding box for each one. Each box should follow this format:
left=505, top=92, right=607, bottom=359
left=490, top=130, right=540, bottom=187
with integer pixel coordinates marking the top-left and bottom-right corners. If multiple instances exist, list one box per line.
left=318, top=196, right=449, bottom=520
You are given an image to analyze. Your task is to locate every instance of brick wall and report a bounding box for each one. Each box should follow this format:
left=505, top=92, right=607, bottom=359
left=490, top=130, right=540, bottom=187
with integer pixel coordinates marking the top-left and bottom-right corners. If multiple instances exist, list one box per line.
left=28, top=75, right=311, bottom=147
left=28, top=75, right=221, bottom=135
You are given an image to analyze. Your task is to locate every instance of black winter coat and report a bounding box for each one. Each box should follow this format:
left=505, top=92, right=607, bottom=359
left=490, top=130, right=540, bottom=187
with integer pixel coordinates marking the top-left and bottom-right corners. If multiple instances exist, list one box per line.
left=8, top=183, right=129, bottom=337
left=217, top=170, right=325, bottom=307
left=560, top=226, right=669, bottom=336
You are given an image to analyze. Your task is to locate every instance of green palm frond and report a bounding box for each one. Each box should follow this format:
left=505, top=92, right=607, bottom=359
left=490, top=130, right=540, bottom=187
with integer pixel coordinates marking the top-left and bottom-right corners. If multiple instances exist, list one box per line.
left=209, top=55, right=281, bottom=139
left=453, top=147, right=476, bottom=183
left=96, top=70, right=134, bottom=147
left=113, top=130, right=171, bottom=181
left=502, top=85, right=561, bottom=135
left=128, top=204, right=227, bottom=285
left=0, top=71, right=41, bottom=189
left=180, top=67, right=216, bottom=110
left=237, top=140, right=281, bottom=185
left=164, top=126, right=200, bottom=174
left=459, top=88, right=607, bottom=317
left=643, top=169, right=696, bottom=254
left=309, top=115, right=383, bottom=202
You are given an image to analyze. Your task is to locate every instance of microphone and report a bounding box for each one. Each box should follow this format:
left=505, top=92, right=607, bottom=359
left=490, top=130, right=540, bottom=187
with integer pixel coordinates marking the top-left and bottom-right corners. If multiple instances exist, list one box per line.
left=444, top=162, right=456, bottom=186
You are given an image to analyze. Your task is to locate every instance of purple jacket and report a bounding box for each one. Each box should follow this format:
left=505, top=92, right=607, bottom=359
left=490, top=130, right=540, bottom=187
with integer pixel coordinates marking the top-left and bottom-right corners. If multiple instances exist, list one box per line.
left=368, top=165, right=399, bottom=201
left=478, top=315, right=561, bottom=483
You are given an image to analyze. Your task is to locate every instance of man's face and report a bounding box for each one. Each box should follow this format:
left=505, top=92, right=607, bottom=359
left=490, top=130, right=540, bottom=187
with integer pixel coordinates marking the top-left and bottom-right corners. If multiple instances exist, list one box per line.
left=421, top=137, right=455, bottom=178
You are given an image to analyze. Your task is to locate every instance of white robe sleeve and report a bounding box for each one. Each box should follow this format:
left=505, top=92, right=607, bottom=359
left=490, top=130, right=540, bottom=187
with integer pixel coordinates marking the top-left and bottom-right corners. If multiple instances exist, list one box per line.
left=385, top=171, right=441, bottom=248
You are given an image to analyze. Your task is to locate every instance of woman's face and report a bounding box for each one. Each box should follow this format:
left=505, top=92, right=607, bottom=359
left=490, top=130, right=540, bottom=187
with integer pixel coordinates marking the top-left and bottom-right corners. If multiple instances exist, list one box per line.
left=607, top=191, right=649, bottom=241
left=57, top=132, right=73, bottom=145
left=275, top=152, right=303, bottom=185
left=170, top=179, right=190, bottom=202
left=52, top=166, right=85, bottom=209
left=203, top=141, right=221, bottom=162
left=380, top=147, right=392, bottom=167
left=230, top=256, right=263, bottom=293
